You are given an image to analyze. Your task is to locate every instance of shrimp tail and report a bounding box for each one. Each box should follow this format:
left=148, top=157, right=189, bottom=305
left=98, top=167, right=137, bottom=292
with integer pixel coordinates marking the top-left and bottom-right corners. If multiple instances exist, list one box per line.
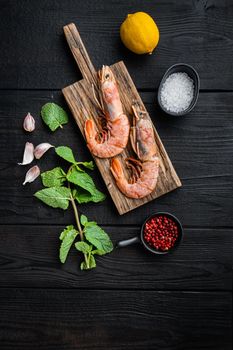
left=110, top=158, right=124, bottom=181
left=84, top=119, right=95, bottom=143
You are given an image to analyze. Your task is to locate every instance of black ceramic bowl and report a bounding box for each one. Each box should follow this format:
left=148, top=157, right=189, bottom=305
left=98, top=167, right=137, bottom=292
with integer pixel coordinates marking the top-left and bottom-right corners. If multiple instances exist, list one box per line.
left=117, top=212, right=183, bottom=255
left=157, top=63, right=200, bottom=116
left=141, top=212, right=183, bottom=255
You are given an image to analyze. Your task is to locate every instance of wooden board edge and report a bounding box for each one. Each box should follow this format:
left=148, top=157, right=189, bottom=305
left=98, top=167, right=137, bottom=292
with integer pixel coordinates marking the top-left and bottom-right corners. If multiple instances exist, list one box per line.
left=117, top=182, right=182, bottom=215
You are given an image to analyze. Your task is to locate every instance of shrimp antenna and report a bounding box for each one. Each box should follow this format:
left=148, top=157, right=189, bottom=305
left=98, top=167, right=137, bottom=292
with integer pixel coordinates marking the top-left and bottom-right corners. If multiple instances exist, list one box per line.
left=92, top=84, right=102, bottom=110
left=92, top=84, right=105, bottom=114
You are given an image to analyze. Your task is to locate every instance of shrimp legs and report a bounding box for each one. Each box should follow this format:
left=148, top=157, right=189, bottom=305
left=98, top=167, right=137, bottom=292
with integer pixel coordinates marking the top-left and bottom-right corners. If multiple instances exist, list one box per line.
left=110, top=103, right=160, bottom=199
left=84, top=65, right=130, bottom=158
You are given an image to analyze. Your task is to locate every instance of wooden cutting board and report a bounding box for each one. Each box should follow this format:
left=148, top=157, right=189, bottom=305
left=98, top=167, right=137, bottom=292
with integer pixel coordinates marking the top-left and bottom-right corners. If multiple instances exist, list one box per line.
left=62, top=23, right=181, bottom=215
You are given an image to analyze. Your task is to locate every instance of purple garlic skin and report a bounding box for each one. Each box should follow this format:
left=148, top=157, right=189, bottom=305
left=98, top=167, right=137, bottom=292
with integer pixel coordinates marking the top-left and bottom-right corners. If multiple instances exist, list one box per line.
left=18, top=142, right=34, bottom=165
left=34, top=143, right=54, bottom=159
left=23, top=165, right=40, bottom=185
left=23, top=112, right=35, bottom=132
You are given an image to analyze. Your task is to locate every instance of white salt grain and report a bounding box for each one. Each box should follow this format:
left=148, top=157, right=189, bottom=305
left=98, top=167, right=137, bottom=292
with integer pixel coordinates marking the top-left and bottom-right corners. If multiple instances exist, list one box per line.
left=160, top=72, right=194, bottom=113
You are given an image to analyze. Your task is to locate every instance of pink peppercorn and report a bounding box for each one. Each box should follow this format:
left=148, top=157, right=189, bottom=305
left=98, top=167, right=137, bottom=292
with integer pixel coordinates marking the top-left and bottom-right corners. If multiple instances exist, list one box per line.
left=143, top=215, right=179, bottom=252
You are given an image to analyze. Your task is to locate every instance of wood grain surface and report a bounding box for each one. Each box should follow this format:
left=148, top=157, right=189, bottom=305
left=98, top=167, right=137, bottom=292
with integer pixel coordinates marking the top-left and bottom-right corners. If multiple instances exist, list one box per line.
left=63, top=23, right=181, bottom=214
left=1, top=90, right=232, bottom=226
left=1, top=0, right=233, bottom=90
left=0, top=225, right=232, bottom=291
left=0, top=288, right=231, bottom=350
left=0, top=1, right=232, bottom=349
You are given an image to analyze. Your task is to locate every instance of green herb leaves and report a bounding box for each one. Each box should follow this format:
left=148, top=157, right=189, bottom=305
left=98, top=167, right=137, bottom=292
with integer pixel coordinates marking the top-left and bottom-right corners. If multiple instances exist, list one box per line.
left=82, top=215, right=113, bottom=254
left=55, top=146, right=95, bottom=171
left=59, top=214, right=113, bottom=270
left=51, top=145, right=105, bottom=204
left=80, top=255, right=96, bottom=270
left=80, top=214, right=88, bottom=226
left=55, top=146, right=76, bottom=163
left=60, top=226, right=79, bottom=263
left=37, top=146, right=105, bottom=205
left=41, top=167, right=66, bottom=187
left=41, top=103, right=68, bottom=131
left=79, top=161, right=95, bottom=170
left=75, top=241, right=92, bottom=254
left=67, top=167, right=106, bottom=204
left=34, top=186, right=71, bottom=209
left=76, top=215, right=113, bottom=270
left=33, top=144, right=113, bottom=271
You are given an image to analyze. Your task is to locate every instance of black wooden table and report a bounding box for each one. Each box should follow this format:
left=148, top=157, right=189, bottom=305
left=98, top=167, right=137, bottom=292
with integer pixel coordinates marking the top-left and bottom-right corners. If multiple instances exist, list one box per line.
left=0, top=1, right=232, bottom=349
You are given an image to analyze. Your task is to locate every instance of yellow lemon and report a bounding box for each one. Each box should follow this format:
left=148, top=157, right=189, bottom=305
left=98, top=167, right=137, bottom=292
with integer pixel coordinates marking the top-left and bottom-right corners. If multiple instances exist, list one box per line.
left=120, top=12, right=159, bottom=55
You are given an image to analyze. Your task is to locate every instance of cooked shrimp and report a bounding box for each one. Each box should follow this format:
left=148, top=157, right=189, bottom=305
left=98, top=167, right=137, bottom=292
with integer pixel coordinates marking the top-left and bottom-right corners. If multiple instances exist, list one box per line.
left=110, top=103, right=160, bottom=199
left=84, top=65, right=130, bottom=158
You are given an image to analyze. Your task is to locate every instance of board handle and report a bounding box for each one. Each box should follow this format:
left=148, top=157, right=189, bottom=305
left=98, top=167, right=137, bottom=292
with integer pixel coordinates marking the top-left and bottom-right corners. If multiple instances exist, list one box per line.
left=63, top=23, right=96, bottom=84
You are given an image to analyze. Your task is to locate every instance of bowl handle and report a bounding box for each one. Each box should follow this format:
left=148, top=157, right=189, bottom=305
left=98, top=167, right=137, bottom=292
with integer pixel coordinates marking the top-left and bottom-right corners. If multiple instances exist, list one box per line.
left=116, top=236, right=140, bottom=248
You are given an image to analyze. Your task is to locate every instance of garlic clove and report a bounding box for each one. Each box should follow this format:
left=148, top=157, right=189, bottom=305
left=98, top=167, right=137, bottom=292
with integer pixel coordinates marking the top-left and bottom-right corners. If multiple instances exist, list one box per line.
left=23, top=165, right=40, bottom=185
left=34, top=143, right=54, bottom=159
left=18, top=142, right=34, bottom=165
left=23, top=112, right=35, bottom=132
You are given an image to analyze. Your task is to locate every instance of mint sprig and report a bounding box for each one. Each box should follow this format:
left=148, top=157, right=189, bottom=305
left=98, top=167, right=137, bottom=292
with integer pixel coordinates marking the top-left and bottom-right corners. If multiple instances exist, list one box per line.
left=34, top=145, right=112, bottom=270
left=74, top=215, right=113, bottom=270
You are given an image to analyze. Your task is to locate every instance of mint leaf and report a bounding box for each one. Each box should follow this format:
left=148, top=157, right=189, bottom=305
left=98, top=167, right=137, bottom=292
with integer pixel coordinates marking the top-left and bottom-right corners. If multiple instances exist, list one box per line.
left=59, top=225, right=79, bottom=263
left=89, top=255, right=96, bottom=269
left=80, top=256, right=96, bottom=270
left=80, top=214, right=88, bottom=226
left=67, top=167, right=90, bottom=186
left=34, top=186, right=71, bottom=209
left=80, top=261, right=87, bottom=270
left=75, top=241, right=92, bottom=254
left=92, top=249, right=106, bottom=256
left=83, top=222, right=113, bottom=254
left=72, top=189, right=77, bottom=198
left=67, top=168, right=106, bottom=203
left=85, top=220, right=97, bottom=227
left=75, top=187, right=105, bottom=204
left=55, top=146, right=76, bottom=164
left=41, top=167, right=66, bottom=187
left=77, top=161, right=95, bottom=170
left=41, top=103, right=68, bottom=131
left=75, top=188, right=93, bottom=204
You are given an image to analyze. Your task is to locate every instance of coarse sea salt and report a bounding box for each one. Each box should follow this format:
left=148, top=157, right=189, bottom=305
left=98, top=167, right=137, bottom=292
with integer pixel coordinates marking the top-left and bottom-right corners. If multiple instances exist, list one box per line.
left=160, top=72, right=194, bottom=113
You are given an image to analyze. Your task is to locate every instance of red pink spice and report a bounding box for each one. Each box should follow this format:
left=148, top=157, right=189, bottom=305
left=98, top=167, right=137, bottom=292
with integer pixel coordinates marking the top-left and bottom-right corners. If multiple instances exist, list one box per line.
left=143, top=215, right=179, bottom=251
